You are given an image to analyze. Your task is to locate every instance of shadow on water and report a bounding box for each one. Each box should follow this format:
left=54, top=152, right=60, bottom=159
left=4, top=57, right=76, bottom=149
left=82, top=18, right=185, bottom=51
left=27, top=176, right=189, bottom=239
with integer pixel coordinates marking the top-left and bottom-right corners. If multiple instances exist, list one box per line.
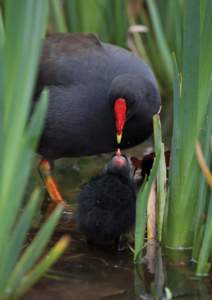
left=24, top=149, right=212, bottom=300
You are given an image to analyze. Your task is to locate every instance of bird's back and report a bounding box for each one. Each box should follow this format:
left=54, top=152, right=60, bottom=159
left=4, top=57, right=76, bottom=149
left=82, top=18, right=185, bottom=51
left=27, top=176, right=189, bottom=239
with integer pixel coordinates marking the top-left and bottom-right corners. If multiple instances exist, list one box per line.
left=34, top=33, right=160, bottom=159
left=36, top=32, right=157, bottom=95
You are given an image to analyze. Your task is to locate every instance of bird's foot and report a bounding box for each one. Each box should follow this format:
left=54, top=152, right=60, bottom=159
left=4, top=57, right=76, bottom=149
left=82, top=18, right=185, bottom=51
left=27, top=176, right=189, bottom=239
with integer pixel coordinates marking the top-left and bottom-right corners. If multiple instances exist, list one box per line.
left=39, top=158, right=65, bottom=205
left=39, top=158, right=74, bottom=219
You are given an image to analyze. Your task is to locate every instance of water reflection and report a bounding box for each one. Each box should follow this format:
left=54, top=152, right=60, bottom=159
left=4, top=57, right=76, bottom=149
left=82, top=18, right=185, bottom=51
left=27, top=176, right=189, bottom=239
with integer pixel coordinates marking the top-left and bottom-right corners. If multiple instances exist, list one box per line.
left=135, top=242, right=212, bottom=300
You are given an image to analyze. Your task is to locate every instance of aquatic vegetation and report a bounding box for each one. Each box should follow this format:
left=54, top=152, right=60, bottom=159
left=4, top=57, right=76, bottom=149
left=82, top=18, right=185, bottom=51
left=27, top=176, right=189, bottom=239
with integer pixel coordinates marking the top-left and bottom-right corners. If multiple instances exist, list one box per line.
left=135, top=0, right=212, bottom=276
left=0, top=1, right=69, bottom=299
left=163, top=0, right=212, bottom=275
left=49, top=0, right=128, bottom=47
left=128, top=0, right=183, bottom=98
left=134, top=115, right=163, bottom=262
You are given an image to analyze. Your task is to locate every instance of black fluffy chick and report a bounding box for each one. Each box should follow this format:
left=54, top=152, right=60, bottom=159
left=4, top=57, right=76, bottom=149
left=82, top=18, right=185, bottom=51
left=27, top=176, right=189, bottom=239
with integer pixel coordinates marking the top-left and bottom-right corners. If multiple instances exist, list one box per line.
left=76, top=151, right=136, bottom=244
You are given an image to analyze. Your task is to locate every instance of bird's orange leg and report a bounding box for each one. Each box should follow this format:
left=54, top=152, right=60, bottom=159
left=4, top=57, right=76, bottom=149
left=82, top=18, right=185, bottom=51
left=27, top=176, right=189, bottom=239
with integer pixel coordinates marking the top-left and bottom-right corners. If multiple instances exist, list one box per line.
left=39, top=159, right=66, bottom=210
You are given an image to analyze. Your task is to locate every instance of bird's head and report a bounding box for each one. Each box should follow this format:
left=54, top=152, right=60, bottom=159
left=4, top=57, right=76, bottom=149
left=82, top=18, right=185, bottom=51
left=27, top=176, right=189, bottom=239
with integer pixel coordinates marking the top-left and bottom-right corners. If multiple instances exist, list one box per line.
left=110, top=76, right=139, bottom=145
left=110, top=73, right=160, bottom=146
left=106, top=149, right=132, bottom=178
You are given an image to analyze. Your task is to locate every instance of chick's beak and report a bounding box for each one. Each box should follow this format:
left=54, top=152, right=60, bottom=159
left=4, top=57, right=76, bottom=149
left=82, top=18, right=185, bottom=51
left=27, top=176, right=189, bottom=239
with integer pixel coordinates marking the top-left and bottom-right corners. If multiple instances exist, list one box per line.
left=114, top=98, right=127, bottom=145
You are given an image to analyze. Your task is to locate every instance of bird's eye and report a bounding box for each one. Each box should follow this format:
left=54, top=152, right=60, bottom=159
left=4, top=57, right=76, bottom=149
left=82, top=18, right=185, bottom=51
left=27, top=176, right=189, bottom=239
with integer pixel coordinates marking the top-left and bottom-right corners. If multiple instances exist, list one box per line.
left=126, top=96, right=136, bottom=106
left=124, top=97, right=138, bottom=119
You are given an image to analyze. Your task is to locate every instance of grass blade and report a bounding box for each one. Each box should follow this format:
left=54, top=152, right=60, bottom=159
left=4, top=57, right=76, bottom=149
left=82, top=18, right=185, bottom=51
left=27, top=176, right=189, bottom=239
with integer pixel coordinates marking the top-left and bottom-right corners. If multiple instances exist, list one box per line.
left=50, top=0, right=68, bottom=33
left=0, top=6, right=4, bottom=44
left=147, top=0, right=173, bottom=82
left=5, top=205, right=63, bottom=293
left=0, top=90, right=48, bottom=257
left=192, top=98, right=212, bottom=260
left=153, top=115, right=167, bottom=243
left=196, top=143, right=212, bottom=187
left=0, top=190, right=41, bottom=290
left=15, top=236, right=70, bottom=299
left=134, top=149, right=161, bottom=262
left=196, top=191, right=212, bottom=276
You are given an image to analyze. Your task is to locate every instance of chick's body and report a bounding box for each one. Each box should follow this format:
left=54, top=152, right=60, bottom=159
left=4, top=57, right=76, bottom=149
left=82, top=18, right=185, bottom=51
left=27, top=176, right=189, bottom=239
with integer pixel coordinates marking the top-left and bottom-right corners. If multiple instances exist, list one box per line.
left=76, top=154, right=136, bottom=243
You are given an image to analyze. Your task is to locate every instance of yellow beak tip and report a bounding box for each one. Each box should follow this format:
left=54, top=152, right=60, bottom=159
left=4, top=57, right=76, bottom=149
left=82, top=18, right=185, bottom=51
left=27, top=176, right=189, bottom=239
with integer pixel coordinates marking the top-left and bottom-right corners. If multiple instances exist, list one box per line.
left=116, top=133, right=122, bottom=144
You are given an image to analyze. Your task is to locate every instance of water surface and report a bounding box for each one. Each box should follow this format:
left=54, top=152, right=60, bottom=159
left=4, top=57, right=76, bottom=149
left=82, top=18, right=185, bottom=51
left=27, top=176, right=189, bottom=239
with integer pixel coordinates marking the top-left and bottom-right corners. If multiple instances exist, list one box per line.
left=24, top=151, right=212, bottom=300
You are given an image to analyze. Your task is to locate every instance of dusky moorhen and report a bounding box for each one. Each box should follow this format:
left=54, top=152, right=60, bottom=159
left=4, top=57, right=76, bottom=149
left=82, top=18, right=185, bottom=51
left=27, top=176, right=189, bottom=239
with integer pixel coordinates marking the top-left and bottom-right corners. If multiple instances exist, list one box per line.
left=34, top=33, right=160, bottom=206
left=76, top=149, right=136, bottom=244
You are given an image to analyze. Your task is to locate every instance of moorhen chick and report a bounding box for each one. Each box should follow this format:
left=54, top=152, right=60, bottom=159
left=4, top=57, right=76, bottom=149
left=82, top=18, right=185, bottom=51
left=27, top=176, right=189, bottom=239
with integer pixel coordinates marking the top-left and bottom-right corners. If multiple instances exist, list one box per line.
left=76, top=150, right=136, bottom=244
left=34, top=33, right=160, bottom=207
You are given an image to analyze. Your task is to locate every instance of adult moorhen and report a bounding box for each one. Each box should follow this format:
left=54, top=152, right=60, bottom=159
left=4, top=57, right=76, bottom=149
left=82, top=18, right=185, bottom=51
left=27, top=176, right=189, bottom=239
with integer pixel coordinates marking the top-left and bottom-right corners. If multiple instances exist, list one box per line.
left=34, top=33, right=160, bottom=207
left=76, top=149, right=136, bottom=244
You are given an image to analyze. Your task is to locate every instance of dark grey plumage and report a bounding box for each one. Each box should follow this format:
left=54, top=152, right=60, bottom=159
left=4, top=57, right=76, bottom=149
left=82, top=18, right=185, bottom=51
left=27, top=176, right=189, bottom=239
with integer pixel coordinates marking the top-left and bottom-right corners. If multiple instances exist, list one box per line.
left=34, top=33, right=160, bottom=159
left=76, top=154, right=136, bottom=243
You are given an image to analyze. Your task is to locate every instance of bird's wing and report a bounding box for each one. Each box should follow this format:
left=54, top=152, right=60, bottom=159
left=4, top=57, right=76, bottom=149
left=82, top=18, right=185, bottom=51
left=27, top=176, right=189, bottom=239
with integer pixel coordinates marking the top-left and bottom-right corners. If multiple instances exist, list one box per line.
left=42, top=33, right=101, bottom=62
left=34, top=33, right=103, bottom=98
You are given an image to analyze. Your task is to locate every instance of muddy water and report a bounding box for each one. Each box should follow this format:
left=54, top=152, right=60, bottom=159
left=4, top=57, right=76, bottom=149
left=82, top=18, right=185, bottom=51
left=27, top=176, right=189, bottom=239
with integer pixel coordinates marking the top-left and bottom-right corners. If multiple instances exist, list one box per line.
left=25, top=230, right=135, bottom=300
left=24, top=153, right=212, bottom=300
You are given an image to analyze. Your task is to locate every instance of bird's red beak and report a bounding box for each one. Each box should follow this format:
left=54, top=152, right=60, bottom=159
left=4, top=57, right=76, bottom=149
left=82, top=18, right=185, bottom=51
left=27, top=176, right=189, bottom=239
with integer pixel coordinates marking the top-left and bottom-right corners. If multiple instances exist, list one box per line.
left=114, top=98, right=127, bottom=144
